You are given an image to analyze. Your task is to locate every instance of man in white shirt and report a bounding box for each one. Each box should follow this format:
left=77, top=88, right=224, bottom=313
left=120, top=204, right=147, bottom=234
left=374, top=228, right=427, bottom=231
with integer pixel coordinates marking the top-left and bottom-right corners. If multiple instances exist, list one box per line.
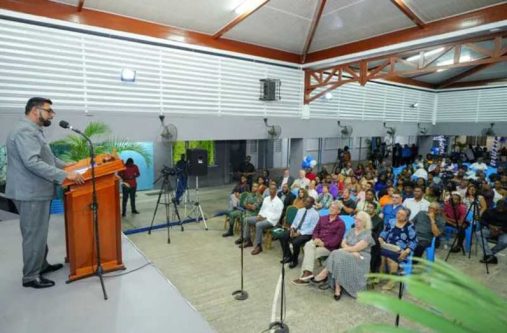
left=291, top=169, right=310, bottom=190
left=242, top=183, right=283, bottom=255
left=403, top=185, right=430, bottom=221
left=471, top=158, right=488, bottom=171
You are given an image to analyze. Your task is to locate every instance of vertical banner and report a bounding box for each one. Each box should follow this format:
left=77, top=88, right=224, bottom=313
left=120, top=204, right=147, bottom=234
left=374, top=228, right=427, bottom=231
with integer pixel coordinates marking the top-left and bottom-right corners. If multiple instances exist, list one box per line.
left=490, top=136, right=499, bottom=167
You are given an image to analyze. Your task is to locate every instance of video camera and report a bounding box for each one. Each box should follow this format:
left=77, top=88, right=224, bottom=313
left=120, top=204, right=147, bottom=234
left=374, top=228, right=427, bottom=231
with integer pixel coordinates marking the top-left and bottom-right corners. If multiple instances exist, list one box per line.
left=161, top=165, right=179, bottom=177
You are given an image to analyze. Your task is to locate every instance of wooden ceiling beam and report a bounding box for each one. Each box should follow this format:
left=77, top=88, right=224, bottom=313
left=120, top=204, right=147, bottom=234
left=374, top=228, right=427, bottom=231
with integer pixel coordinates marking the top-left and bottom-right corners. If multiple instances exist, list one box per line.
left=390, top=0, right=425, bottom=28
left=384, top=76, right=435, bottom=89
left=442, top=78, right=507, bottom=89
left=300, top=0, right=327, bottom=63
left=212, top=0, right=270, bottom=39
left=437, top=49, right=507, bottom=89
left=306, top=3, right=507, bottom=63
left=77, top=0, right=85, bottom=12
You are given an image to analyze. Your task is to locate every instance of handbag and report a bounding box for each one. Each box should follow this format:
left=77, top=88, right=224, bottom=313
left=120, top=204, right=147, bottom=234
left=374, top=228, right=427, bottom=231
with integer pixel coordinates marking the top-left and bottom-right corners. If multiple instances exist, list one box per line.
left=381, top=242, right=401, bottom=253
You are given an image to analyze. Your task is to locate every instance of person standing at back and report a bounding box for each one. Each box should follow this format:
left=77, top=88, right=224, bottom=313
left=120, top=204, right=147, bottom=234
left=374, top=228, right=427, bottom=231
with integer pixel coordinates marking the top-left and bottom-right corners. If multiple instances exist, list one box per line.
left=120, top=158, right=140, bottom=216
left=5, top=97, right=84, bottom=289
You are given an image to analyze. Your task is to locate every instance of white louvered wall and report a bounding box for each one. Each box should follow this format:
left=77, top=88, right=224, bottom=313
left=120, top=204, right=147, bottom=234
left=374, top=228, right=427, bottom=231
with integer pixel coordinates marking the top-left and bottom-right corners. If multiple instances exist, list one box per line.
left=1, top=18, right=506, bottom=123
left=436, top=88, right=507, bottom=122
left=309, top=82, right=435, bottom=123
left=0, top=19, right=303, bottom=117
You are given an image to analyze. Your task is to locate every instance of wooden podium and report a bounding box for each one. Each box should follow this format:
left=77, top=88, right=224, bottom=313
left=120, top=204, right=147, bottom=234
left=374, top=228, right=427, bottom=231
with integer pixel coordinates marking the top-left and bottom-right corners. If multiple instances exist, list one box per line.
left=63, top=153, right=126, bottom=282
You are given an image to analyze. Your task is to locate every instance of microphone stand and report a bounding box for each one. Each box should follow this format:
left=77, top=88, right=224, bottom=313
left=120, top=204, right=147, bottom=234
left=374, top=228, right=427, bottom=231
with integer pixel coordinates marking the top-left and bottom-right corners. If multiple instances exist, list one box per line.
left=73, top=129, right=108, bottom=300
left=232, top=207, right=248, bottom=301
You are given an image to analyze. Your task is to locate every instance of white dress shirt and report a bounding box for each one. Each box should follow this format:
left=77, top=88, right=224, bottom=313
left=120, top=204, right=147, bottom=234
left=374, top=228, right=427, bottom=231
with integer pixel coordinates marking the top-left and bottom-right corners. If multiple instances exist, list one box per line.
left=258, top=195, right=284, bottom=226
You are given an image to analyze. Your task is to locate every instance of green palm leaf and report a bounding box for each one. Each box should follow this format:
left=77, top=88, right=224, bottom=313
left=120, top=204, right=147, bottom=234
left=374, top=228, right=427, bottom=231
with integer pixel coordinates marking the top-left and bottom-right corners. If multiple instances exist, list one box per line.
left=350, top=259, right=507, bottom=333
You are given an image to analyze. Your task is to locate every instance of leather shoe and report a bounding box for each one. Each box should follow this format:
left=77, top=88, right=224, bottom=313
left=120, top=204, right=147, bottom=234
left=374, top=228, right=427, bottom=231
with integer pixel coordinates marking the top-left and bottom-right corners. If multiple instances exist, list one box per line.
left=288, top=262, right=298, bottom=269
left=240, top=240, right=253, bottom=249
left=222, top=232, right=233, bottom=237
left=234, top=238, right=244, bottom=245
left=280, top=256, right=292, bottom=264
left=40, top=263, right=64, bottom=275
left=251, top=246, right=262, bottom=255
left=480, top=255, right=498, bottom=264
left=23, top=277, right=55, bottom=289
left=132, top=210, right=140, bottom=214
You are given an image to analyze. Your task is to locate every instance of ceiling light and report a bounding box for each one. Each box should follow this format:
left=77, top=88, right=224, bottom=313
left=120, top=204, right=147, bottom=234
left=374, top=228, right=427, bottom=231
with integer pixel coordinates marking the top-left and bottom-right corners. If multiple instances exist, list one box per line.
left=324, top=92, right=333, bottom=100
left=407, top=47, right=445, bottom=62
left=410, top=103, right=419, bottom=108
left=234, top=0, right=263, bottom=15
left=120, top=68, right=136, bottom=82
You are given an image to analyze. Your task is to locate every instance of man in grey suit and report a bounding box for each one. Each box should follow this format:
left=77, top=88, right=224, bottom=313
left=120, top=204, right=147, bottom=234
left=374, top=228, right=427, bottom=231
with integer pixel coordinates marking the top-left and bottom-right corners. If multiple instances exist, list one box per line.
left=5, top=97, right=84, bottom=289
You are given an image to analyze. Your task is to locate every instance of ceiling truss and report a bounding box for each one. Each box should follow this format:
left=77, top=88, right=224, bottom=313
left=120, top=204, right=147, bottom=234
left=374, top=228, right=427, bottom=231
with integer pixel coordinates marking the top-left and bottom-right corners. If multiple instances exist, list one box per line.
left=304, top=33, right=507, bottom=104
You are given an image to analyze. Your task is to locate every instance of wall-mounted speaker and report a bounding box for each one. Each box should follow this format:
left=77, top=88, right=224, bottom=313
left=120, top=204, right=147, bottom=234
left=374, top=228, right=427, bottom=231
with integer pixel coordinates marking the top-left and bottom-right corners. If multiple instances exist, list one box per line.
left=186, top=149, right=208, bottom=176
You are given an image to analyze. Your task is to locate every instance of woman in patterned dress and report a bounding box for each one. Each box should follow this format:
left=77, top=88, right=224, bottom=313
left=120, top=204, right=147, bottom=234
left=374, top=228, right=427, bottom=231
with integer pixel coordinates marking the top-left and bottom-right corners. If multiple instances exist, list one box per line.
left=311, top=211, right=374, bottom=300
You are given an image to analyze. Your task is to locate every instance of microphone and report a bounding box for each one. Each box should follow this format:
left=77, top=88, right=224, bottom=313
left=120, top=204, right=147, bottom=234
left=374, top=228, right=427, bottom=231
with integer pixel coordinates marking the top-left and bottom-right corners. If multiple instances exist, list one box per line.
left=59, top=120, right=82, bottom=134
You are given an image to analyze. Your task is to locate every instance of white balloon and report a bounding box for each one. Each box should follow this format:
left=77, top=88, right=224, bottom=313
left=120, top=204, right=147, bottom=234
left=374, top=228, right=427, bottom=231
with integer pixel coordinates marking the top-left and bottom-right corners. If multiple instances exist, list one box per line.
left=310, top=160, right=317, bottom=167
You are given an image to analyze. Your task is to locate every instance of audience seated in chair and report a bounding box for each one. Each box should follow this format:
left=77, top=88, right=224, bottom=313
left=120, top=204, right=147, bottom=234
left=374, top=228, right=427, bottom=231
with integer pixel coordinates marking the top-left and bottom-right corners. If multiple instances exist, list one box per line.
left=443, top=192, right=467, bottom=253
left=411, top=202, right=445, bottom=258
left=293, top=188, right=309, bottom=209
left=241, top=184, right=283, bottom=255
left=276, top=168, right=294, bottom=190
left=337, top=188, right=356, bottom=215
left=366, top=202, right=384, bottom=275
left=355, top=189, right=380, bottom=215
left=224, top=182, right=262, bottom=238
left=477, top=199, right=507, bottom=264
left=278, top=197, right=320, bottom=268
left=291, top=169, right=310, bottom=190
left=277, top=182, right=296, bottom=224
left=311, top=211, right=375, bottom=301
left=292, top=201, right=345, bottom=285
left=315, top=184, right=333, bottom=210
left=403, top=185, right=430, bottom=221
left=378, top=207, right=417, bottom=291
left=307, top=180, right=319, bottom=201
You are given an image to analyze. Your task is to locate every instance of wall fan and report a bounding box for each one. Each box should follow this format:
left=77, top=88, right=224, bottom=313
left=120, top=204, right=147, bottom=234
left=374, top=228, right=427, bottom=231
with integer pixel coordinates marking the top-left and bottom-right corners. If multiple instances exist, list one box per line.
left=264, top=118, right=282, bottom=139
left=418, top=123, right=428, bottom=135
left=481, top=123, right=496, bottom=136
left=159, top=115, right=177, bottom=142
left=337, top=121, right=353, bottom=138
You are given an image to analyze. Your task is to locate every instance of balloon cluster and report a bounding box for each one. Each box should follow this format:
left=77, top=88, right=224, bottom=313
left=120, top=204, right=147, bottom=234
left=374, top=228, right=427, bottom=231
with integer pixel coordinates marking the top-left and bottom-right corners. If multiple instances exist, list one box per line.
left=301, top=155, right=317, bottom=169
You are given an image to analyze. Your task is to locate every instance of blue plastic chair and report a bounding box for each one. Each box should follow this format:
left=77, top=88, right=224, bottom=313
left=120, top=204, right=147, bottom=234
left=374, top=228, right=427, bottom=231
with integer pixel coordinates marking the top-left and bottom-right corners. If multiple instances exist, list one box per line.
left=425, top=237, right=436, bottom=262
left=339, top=215, right=355, bottom=232
left=319, top=208, right=329, bottom=217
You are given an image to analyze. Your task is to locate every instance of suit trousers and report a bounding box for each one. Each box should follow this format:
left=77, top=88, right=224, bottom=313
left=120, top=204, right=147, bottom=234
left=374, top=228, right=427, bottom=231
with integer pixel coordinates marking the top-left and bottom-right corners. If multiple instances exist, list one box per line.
left=279, top=232, right=312, bottom=264
left=14, top=200, right=52, bottom=283
left=301, top=239, right=331, bottom=274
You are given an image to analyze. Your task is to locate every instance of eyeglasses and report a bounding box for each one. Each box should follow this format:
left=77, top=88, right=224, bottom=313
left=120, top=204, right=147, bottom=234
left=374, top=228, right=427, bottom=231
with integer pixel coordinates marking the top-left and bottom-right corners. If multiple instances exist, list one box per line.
left=37, top=107, right=55, bottom=114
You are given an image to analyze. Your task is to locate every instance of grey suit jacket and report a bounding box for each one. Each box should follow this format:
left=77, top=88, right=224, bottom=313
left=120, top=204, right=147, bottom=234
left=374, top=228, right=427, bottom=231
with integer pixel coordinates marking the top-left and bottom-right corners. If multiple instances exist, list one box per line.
left=5, top=118, right=67, bottom=201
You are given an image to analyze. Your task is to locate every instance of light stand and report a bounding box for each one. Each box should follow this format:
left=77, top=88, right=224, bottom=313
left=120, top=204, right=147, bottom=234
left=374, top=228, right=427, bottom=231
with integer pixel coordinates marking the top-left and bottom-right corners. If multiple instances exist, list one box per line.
left=148, top=172, right=183, bottom=243
left=183, top=176, right=208, bottom=230
left=232, top=208, right=248, bottom=301
left=466, top=196, right=489, bottom=274
left=268, top=254, right=289, bottom=333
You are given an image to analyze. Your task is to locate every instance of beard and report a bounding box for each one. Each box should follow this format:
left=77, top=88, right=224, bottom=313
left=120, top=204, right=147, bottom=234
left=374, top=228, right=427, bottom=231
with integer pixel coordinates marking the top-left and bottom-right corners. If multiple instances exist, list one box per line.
left=38, top=113, right=51, bottom=127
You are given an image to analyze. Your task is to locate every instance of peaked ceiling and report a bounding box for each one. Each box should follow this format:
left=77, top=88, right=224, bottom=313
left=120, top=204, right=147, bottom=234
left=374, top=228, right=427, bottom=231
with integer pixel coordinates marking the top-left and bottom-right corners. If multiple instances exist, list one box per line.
left=1, top=0, right=507, bottom=91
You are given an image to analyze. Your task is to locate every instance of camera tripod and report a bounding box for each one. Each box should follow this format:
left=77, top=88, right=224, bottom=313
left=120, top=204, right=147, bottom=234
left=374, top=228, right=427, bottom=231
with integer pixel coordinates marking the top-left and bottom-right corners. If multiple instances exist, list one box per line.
left=148, top=173, right=183, bottom=243
left=183, top=176, right=208, bottom=230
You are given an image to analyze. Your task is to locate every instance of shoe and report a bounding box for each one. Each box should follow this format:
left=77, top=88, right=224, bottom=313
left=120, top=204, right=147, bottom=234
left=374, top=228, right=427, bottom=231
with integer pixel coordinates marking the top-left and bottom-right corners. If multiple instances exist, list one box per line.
left=311, top=276, right=328, bottom=284
left=382, top=280, right=396, bottom=291
left=292, top=278, right=309, bottom=286
left=288, top=262, right=298, bottom=269
left=132, top=210, right=140, bottom=214
left=451, top=246, right=462, bottom=253
left=300, top=273, right=314, bottom=281
left=480, top=255, right=498, bottom=264
left=23, top=277, right=55, bottom=289
left=234, top=238, right=244, bottom=245
left=222, top=232, right=233, bottom=237
left=280, top=257, right=292, bottom=264
left=240, top=240, right=253, bottom=249
left=334, top=291, right=342, bottom=301
left=40, top=263, right=63, bottom=275
left=251, top=246, right=263, bottom=255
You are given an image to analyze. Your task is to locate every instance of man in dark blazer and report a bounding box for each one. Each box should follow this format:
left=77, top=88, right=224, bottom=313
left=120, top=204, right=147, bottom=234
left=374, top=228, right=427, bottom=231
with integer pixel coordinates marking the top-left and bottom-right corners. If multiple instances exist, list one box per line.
left=277, top=182, right=296, bottom=225
left=276, top=168, right=294, bottom=191
left=6, top=97, right=84, bottom=289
